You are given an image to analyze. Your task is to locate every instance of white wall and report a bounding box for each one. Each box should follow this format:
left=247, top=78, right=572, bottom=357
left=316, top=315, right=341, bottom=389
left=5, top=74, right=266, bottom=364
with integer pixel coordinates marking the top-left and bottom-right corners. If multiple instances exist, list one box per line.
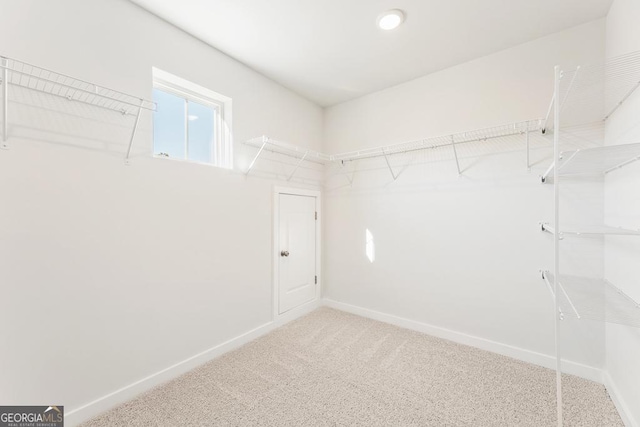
left=0, top=0, right=323, bottom=423
left=323, top=20, right=607, bottom=371
left=605, top=0, right=640, bottom=424
left=1, top=2, right=631, bottom=424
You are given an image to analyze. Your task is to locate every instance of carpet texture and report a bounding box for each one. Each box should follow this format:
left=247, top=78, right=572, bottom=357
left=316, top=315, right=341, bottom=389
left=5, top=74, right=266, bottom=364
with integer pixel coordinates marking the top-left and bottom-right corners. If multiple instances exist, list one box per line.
left=81, top=308, right=623, bottom=426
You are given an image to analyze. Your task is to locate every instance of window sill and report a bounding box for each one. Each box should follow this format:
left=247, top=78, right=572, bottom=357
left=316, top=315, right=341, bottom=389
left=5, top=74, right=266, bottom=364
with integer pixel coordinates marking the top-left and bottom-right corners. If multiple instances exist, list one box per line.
left=152, top=154, right=233, bottom=171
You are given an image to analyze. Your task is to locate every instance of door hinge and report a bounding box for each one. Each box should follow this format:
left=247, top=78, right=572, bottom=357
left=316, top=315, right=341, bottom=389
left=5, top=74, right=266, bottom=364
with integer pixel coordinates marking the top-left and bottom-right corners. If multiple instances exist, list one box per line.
left=315, top=275, right=317, bottom=284
left=315, top=211, right=318, bottom=220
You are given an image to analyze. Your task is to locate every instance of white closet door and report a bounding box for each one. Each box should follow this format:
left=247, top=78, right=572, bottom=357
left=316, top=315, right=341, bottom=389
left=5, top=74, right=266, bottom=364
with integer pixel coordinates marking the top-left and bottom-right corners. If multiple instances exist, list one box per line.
left=278, top=194, right=317, bottom=314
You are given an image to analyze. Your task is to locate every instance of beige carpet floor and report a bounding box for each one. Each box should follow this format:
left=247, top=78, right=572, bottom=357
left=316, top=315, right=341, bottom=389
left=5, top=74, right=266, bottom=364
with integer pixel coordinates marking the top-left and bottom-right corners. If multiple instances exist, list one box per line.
left=82, top=307, right=623, bottom=426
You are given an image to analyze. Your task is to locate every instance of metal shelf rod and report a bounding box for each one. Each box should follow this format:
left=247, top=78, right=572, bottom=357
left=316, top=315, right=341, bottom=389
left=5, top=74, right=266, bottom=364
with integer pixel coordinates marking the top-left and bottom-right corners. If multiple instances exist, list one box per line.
left=2, top=67, right=155, bottom=112
left=332, top=119, right=542, bottom=163
left=0, top=56, right=154, bottom=110
left=245, top=118, right=542, bottom=182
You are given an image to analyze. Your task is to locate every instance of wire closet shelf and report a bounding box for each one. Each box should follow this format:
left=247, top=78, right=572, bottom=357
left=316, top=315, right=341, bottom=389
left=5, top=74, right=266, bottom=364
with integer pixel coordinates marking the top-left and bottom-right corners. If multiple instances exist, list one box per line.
left=542, top=50, right=640, bottom=131
left=244, top=119, right=543, bottom=181
left=331, top=119, right=542, bottom=162
left=541, top=223, right=640, bottom=237
left=0, top=56, right=156, bottom=114
left=1, top=55, right=156, bottom=161
left=540, top=52, right=640, bottom=322
left=542, top=272, right=640, bottom=328
left=541, top=142, right=640, bottom=183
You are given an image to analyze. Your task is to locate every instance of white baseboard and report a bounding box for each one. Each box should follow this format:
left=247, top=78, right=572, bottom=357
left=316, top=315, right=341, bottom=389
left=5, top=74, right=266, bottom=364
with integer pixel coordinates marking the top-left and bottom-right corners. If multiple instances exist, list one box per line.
left=65, top=299, right=320, bottom=426
left=322, top=298, right=602, bottom=383
left=275, top=298, right=322, bottom=325
left=603, top=371, right=638, bottom=427
left=65, top=297, right=612, bottom=426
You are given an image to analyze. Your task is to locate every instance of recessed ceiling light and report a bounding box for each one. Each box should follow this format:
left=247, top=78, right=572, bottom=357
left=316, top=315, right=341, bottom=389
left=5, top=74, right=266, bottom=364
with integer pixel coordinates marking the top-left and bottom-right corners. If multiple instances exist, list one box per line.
left=377, top=9, right=405, bottom=31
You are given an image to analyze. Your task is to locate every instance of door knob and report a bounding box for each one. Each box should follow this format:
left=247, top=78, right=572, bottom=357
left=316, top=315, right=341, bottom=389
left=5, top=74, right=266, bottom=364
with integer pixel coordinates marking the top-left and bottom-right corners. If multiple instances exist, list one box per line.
left=280, top=250, right=290, bottom=257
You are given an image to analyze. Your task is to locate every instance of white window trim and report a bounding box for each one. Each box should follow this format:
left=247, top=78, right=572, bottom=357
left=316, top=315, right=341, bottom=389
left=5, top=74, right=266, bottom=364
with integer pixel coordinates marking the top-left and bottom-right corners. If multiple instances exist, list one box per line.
left=152, top=67, right=233, bottom=169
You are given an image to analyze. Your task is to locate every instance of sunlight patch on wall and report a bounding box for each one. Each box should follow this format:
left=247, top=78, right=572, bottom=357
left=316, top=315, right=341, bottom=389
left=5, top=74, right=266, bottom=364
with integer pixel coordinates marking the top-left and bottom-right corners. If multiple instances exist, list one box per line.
left=366, top=228, right=375, bottom=263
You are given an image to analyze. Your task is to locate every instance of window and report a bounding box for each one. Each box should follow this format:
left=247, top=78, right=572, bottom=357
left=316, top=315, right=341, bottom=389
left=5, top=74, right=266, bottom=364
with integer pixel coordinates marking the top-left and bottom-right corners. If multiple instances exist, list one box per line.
left=152, top=68, right=232, bottom=168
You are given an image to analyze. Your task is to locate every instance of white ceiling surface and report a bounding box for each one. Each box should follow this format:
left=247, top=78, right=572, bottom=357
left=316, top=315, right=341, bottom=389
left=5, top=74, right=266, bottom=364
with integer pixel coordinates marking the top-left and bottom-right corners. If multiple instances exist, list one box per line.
left=130, top=0, right=612, bottom=107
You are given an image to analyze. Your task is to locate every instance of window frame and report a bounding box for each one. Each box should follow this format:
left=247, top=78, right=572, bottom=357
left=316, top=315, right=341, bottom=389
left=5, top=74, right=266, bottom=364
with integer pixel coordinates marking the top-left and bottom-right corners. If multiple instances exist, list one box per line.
left=151, top=68, right=233, bottom=169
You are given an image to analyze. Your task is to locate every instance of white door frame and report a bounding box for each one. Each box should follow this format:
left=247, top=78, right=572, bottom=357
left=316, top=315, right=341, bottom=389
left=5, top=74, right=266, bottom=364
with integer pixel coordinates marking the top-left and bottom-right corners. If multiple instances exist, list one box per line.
left=273, top=186, right=321, bottom=321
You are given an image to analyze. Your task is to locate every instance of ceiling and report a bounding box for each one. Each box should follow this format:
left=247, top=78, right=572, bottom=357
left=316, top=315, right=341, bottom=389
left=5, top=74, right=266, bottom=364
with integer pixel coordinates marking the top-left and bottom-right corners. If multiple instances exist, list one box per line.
left=130, top=0, right=612, bottom=107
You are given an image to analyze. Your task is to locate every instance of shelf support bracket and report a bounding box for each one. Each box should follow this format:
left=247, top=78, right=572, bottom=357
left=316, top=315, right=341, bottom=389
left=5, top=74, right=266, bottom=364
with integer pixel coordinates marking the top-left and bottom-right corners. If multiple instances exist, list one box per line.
left=246, top=136, right=268, bottom=175
left=541, top=94, right=555, bottom=134
left=559, top=66, right=580, bottom=111
left=541, top=161, right=555, bottom=183
left=287, top=150, right=309, bottom=181
left=557, top=282, right=581, bottom=319
left=541, top=271, right=555, bottom=303
left=451, top=136, right=461, bottom=175
left=542, top=272, right=580, bottom=320
left=604, top=155, right=640, bottom=174
left=338, top=160, right=354, bottom=186
left=540, top=223, right=564, bottom=240
left=541, top=223, right=554, bottom=235
left=1, top=56, right=8, bottom=148
left=604, top=79, right=640, bottom=121
left=382, top=148, right=399, bottom=181
left=124, top=99, right=145, bottom=165
left=556, top=150, right=580, bottom=175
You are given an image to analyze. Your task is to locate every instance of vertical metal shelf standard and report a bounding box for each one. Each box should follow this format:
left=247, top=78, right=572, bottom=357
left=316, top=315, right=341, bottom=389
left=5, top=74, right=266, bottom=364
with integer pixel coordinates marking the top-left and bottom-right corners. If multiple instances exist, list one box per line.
left=539, top=50, right=640, bottom=427
left=0, top=55, right=156, bottom=163
left=1, top=57, right=8, bottom=149
left=552, top=65, right=563, bottom=427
